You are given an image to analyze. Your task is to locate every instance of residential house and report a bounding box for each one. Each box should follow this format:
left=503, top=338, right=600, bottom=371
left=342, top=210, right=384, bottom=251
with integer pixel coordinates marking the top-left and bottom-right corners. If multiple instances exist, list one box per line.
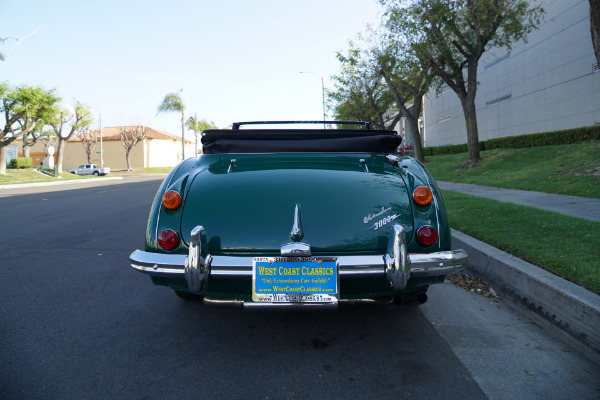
left=14, top=126, right=195, bottom=170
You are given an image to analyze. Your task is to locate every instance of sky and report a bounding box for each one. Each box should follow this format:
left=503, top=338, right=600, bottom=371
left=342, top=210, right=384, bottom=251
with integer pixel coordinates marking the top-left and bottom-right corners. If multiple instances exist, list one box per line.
left=1, top=0, right=383, bottom=140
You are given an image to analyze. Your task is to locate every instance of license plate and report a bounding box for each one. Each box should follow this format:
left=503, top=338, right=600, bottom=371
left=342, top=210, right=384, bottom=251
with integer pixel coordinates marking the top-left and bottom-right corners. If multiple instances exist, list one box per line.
left=252, top=257, right=339, bottom=303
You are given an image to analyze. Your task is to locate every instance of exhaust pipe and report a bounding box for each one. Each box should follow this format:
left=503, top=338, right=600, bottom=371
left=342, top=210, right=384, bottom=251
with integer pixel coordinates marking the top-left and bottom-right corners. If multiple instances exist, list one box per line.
left=417, top=292, right=428, bottom=304
left=393, top=296, right=404, bottom=306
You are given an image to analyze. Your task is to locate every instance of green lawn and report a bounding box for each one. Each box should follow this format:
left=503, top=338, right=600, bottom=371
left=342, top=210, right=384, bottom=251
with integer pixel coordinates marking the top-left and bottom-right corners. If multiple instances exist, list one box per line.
left=425, top=141, right=600, bottom=198
left=425, top=141, right=600, bottom=294
left=441, top=190, right=600, bottom=294
left=0, top=169, right=96, bottom=185
left=0, top=167, right=171, bottom=185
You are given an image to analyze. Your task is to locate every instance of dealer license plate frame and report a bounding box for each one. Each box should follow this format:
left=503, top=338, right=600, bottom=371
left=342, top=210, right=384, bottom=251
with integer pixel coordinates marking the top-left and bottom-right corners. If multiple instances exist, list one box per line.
left=252, top=256, right=339, bottom=303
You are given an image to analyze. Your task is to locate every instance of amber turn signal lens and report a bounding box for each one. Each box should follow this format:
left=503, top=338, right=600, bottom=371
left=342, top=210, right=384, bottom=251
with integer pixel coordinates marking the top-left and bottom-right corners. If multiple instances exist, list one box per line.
left=162, top=190, right=182, bottom=210
left=413, top=186, right=433, bottom=206
left=416, top=225, right=438, bottom=246
left=158, top=229, right=179, bottom=250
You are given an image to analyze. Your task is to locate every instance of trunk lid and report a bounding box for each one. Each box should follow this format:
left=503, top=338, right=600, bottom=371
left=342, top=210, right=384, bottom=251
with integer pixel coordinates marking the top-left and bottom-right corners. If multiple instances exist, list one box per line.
left=180, top=154, right=413, bottom=254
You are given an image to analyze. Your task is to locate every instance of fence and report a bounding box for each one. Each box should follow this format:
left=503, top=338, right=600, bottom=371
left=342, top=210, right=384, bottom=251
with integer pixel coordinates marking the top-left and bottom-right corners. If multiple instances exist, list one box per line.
left=36, top=165, right=59, bottom=177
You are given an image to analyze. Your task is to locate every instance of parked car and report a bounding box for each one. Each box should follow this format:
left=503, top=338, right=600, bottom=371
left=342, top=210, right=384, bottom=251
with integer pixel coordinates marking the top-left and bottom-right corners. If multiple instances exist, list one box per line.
left=129, top=121, right=468, bottom=308
left=68, top=164, right=110, bottom=176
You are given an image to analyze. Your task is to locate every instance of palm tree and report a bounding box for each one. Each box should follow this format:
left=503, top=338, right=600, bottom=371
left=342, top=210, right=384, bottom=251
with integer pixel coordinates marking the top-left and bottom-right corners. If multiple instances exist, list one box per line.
left=186, top=114, right=217, bottom=155
left=157, top=90, right=186, bottom=160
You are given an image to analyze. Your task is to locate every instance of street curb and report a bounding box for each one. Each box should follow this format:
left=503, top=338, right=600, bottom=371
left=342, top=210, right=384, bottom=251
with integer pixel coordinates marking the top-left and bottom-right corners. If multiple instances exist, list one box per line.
left=0, top=177, right=124, bottom=190
left=452, top=229, right=600, bottom=354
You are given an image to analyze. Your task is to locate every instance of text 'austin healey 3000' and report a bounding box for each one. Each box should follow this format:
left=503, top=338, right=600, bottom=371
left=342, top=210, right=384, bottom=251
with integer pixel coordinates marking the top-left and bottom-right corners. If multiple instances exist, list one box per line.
left=130, top=121, right=468, bottom=309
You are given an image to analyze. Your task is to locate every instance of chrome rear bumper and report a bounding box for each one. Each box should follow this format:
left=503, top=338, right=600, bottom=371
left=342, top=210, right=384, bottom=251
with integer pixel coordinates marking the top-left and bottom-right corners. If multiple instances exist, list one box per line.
left=129, top=249, right=468, bottom=279
left=130, top=224, right=468, bottom=293
left=129, top=244, right=469, bottom=291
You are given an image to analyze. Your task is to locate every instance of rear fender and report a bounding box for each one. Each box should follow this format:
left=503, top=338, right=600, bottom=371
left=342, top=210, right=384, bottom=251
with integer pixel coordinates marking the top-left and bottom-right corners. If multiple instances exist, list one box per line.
left=398, top=157, right=450, bottom=252
left=146, top=158, right=203, bottom=252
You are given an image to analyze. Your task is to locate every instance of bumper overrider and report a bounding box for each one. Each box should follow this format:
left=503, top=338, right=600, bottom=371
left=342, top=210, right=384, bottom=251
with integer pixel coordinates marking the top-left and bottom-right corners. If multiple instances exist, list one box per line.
left=130, top=224, right=468, bottom=295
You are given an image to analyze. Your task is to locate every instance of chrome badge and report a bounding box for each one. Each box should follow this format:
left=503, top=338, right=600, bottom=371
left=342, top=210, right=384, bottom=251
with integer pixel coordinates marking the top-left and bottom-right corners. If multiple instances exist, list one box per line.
left=364, top=207, right=400, bottom=231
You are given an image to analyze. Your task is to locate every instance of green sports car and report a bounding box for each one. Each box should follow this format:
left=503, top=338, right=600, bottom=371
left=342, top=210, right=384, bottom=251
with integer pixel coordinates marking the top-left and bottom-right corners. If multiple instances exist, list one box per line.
left=130, top=121, right=468, bottom=308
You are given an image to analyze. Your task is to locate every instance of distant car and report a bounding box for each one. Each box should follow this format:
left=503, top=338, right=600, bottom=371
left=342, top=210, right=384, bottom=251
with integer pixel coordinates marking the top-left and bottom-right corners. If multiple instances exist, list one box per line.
left=68, top=164, right=110, bottom=176
left=129, top=121, right=468, bottom=308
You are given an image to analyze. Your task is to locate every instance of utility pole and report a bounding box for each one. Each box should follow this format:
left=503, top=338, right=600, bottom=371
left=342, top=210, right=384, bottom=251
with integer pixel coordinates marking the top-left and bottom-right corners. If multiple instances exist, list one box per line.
left=99, top=113, right=103, bottom=168
left=299, top=71, right=326, bottom=128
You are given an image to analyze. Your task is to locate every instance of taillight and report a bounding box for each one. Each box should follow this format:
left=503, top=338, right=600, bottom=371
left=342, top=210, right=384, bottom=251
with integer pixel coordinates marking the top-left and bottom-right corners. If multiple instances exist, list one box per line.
left=413, top=186, right=433, bottom=206
left=158, top=229, right=179, bottom=250
left=162, top=190, right=182, bottom=210
left=416, top=225, right=438, bottom=246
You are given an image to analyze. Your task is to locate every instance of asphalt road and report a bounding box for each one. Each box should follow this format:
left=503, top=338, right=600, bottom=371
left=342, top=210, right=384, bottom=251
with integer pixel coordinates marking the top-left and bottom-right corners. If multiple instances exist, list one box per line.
left=1, top=176, right=598, bottom=400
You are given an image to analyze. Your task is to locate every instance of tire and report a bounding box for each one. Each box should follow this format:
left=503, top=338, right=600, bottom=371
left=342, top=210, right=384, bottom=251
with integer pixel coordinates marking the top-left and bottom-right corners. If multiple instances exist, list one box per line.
left=174, top=290, right=204, bottom=301
left=93, top=171, right=99, bottom=176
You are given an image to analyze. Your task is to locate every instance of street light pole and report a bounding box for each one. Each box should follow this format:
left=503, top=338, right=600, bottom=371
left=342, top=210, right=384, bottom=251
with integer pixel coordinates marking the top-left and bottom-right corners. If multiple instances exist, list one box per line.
left=99, top=113, right=103, bottom=168
left=299, top=71, right=326, bottom=128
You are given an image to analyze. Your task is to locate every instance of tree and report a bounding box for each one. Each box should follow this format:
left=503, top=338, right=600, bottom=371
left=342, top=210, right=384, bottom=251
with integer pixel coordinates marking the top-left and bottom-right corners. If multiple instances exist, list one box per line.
left=157, top=91, right=186, bottom=160
left=1, top=82, right=61, bottom=174
left=330, top=38, right=400, bottom=130
left=21, top=119, right=56, bottom=158
left=329, top=28, right=431, bottom=161
left=21, top=128, right=40, bottom=158
left=186, top=114, right=217, bottom=154
left=49, top=101, right=93, bottom=174
left=39, top=133, right=57, bottom=162
left=119, top=126, right=146, bottom=171
left=365, top=26, right=433, bottom=163
left=0, top=37, right=18, bottom=61
left=381, top=0, right=544, bottom=166
left=78, top=127, right=98, bottom=164
left=378, top=49, right=430, bottom=162
left=591, top=0, right=600, bottom=66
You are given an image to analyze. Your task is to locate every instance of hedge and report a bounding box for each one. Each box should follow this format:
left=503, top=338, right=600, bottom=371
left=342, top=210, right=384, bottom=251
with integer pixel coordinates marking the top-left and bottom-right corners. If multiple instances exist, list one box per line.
left=9, top=158, right=33, bottom=169
left=423, top=125, right=600, bottom=156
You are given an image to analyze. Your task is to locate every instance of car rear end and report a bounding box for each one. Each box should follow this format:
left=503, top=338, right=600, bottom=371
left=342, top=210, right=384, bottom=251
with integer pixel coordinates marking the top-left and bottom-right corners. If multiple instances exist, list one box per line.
left=131, top=151, right=467, bottom=307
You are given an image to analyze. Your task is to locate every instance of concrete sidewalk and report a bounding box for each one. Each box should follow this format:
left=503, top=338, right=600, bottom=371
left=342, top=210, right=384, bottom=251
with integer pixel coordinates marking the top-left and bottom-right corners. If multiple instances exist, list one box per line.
left=439, top=181, right=600, bottom=353
left=438, top=181, right=600, bottom=222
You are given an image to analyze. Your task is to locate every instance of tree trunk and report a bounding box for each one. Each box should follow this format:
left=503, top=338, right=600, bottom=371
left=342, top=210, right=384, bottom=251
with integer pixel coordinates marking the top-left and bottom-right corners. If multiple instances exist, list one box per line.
left=0, top=145, right=7, bottom=175
left=459, top=94, right=481, bottom=166
left=406, top=113, right=424, bottom=163
left=56, top=139, right=66, bottom=175
left=22, top=135, right=31, bottom=158
left=409, top=95, right=425, bottom=163
left=126, top=149, right=132, bottom=171
left=591, top=0, right=600, bottom=66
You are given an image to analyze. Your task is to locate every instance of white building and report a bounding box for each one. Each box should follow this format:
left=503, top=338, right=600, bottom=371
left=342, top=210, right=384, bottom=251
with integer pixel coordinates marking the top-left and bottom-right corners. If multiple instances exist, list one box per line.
left=422, top=0, right=600, bottom=147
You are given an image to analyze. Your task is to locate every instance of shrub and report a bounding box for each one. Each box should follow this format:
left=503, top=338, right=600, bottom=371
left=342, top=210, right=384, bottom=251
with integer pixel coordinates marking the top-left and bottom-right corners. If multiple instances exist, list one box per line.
left=482, top=126, right=600, bottom=150
left=9, top=158, right=33, bottom=169
left=423, top=125, right=600, bottom=155
left=423, top=143, right=468, bottom=156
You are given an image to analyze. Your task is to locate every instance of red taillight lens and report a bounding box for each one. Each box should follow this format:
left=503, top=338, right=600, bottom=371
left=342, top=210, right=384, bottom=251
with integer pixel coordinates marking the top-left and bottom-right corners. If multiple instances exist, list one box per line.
left=162, top=190, right=181, bottom=210
left=158, top=229, right=179, bottom=250
left=413, top=186, right=433, bottom=206
left=416, top=225, right=438, bottom=246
